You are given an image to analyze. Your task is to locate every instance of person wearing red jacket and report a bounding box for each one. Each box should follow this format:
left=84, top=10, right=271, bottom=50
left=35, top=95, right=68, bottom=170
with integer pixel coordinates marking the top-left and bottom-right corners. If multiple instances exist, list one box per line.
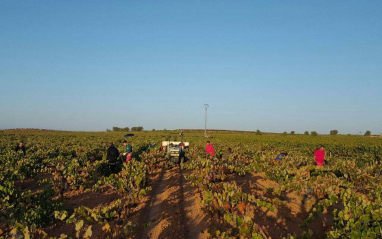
left=314, top=145, right=326, bottom=166
left=205, top=141, right=215, bottom=158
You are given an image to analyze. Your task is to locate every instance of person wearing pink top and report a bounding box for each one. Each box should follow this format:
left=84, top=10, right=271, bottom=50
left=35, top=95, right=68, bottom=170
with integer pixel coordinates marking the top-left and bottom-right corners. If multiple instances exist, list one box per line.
left=205, top=141, right=215, bottom=158
left=314, top=145, right=326, bottom=166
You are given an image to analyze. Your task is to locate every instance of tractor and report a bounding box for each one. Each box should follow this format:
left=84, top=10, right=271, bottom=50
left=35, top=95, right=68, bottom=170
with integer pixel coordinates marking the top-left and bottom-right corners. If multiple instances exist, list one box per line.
left=162, top=141, right=189, bottom=164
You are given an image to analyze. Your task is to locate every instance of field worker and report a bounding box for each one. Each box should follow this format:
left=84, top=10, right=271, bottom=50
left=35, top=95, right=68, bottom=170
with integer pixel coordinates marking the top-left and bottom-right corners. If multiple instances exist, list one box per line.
left=107, top=142, right=120, bottom=173
left=14, top=141, right=26, bottom=156
left=123, top=140, right=133, bottom=163
left=205, top=141, right=215, bottom=158
left=314, top=145, right=326, bottom=166
left=275, top=152, right=288, bottom=161
left=148, top=141, right=158, bottom=150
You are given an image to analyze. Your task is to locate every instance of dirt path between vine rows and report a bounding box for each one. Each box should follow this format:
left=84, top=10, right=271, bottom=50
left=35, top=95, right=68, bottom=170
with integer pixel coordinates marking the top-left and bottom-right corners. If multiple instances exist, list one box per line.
left=138, top=167, right=209, bottom=239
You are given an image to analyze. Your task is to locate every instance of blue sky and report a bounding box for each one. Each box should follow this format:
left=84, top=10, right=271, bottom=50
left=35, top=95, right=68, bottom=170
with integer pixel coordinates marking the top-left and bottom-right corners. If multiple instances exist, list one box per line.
left=1, top=1, right=381, bottom=134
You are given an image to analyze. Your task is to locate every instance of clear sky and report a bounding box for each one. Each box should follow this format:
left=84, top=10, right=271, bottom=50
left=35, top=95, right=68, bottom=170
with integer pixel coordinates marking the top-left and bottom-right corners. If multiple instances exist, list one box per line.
left=1, top=1, right=381, bottom=134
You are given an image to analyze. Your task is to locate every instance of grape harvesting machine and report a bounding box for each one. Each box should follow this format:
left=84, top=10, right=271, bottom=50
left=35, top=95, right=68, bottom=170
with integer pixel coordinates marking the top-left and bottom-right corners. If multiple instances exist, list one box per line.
left=162, top=141, right=189, bottom=164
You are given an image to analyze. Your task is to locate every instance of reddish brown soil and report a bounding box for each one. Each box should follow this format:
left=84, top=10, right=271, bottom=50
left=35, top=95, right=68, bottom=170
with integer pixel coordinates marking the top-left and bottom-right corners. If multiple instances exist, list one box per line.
left=182, top=171, right=210, bottom=239
left=14, top=173, right=52, bottom=193
left=63, top=185, right=120, bottom=210
left=231, top=172, right=336, bottom=239
left=136, top=167, right=210, bottom=239
left=42, top=166, right=210, bottom=239
left=44, top=185, right=122, bottom=238
left=22, top=167, right=339, bottom=238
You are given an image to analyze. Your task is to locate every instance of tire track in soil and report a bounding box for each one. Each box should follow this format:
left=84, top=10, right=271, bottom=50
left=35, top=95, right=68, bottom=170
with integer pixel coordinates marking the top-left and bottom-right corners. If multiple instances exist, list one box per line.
left=138, top=167, right=209, bottom=239
left=142, top=167, right=186, bottom=239
left=181, top=169, right=210, bottom=239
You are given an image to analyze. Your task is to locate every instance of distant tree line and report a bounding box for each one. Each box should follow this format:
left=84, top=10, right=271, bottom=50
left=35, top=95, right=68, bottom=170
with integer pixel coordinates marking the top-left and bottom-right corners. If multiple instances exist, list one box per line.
left=2, top=128, right=64, bottom=131
left=131, top=126, right=144, bottom=131
left=106, top=126, right=144, bottom=132
left=105, top=127, right=377, bottom=136
left=290, top=130, right=374, bottom=136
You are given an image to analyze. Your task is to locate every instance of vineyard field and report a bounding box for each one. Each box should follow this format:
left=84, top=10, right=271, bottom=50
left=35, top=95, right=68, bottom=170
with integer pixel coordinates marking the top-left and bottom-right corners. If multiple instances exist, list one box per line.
left=1, top=130, right=381, bottom=239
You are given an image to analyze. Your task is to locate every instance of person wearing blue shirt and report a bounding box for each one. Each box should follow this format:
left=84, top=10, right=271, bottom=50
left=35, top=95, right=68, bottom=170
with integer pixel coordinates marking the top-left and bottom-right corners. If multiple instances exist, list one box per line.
left=275, top=152, right=288, bottom=161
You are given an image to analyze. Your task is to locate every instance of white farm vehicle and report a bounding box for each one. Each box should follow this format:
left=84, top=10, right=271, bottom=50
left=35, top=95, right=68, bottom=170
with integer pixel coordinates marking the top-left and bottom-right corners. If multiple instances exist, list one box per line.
left=161, top=141, right=189, bottom=164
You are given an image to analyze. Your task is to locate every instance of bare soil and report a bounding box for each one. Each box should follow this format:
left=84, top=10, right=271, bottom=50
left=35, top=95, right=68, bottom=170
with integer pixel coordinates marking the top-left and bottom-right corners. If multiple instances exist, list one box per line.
left=136, top=167, right=210, bottom=239
left=14, top=173, right=52, bottom=193
left=231, top=172, right=337, bottom=239
left=31, top=167, right=338, bottom=238
left=44, top=185, right=122, bottom=238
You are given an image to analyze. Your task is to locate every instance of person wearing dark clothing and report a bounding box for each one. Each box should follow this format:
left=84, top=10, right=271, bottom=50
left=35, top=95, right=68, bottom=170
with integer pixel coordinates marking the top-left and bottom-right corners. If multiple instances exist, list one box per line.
left=107, top=143, right=120, bottom=173
left=148, top=141, right=158, bottom=150
left=14, top=141, right=26, bottom=156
